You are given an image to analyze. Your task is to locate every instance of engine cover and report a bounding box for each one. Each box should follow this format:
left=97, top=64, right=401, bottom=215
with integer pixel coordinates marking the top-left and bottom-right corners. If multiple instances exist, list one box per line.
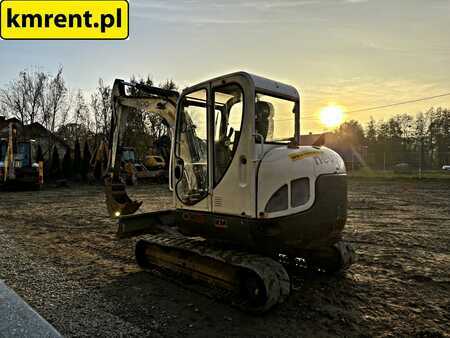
left=257, top=146, right=346, bottom=219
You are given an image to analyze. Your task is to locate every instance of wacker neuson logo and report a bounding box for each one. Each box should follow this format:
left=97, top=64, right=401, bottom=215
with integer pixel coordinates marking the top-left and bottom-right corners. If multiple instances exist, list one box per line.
left=0, top=0, right=129, bottom=40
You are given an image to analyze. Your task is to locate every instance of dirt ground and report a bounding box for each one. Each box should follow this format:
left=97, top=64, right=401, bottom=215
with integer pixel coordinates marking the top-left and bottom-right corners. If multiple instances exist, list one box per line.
left=0, top=178, right=449, bottom=337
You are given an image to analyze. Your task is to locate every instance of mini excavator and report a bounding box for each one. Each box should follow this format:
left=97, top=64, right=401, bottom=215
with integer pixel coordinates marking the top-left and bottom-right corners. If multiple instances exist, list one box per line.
left=105, top=72, right=355, bottom=312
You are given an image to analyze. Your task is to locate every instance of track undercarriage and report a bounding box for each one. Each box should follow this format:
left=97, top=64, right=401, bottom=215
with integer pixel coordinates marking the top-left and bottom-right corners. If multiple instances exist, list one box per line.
left=135, top=235, right=291, bottom=312
left=123, top=214, right=355, bottom=312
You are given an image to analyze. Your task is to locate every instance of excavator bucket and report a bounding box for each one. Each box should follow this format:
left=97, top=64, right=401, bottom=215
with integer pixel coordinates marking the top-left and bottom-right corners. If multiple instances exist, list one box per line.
left=104, top=177, right=142, bottom=218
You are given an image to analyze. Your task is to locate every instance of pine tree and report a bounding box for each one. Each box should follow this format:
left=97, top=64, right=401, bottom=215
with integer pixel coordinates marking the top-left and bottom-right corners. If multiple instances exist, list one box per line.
left=62, top=148, right=73, bottom=179
left=81, top=141, right=91, bottom=181
left=73, top=140, right=81, bottom=180
left=94, top=159, right=102, bottom=181
left=36, top=144, right=44, bottom=162
left=50, top=147, right=61, bottom=179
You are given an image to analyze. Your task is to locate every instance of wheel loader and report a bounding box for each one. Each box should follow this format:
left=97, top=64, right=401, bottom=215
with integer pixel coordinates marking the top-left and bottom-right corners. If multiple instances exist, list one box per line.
left=105, top=72, right=355, bottom=312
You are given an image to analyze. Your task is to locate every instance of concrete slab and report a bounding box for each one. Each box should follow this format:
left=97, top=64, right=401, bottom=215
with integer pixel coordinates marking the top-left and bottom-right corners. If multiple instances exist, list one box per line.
left=0, top=281, right=61, bottom=338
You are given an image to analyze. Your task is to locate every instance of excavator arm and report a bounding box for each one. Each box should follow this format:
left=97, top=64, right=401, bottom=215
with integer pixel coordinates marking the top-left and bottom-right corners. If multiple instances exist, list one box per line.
left=105, top=79, right=179, bottom=218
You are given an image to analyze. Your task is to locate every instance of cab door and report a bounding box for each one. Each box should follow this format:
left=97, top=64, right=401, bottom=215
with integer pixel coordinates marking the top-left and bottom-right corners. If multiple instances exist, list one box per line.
left=210, top=80, right=254, bottom=217
left=174, top=87, right=211, bottom=212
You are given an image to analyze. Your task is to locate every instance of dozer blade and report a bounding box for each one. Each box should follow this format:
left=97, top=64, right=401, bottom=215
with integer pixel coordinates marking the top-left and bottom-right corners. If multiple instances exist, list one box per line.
left=135, top=234, right=291, bottom=313
left=116, top=210, right=177, bottom=238
left=104, top=177, right=142, bottom=217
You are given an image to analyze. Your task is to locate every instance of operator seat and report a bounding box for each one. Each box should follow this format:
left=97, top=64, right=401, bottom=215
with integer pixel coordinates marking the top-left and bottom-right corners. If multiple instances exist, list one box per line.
left=214, top=128, right=233, bottom=183
left=255, top=101, right=274, bottom=142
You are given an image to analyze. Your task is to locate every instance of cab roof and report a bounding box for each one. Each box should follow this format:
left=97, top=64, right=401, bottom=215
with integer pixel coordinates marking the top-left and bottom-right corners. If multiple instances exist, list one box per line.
left=183, top=71, right=300, bottom=102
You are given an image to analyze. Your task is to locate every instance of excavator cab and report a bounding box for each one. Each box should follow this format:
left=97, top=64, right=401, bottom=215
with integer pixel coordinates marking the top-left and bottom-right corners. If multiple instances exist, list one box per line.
left=172, top=73, right=301, bottom=219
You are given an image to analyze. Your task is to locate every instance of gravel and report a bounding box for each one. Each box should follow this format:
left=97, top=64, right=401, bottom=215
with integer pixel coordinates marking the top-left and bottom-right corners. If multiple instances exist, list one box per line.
left=0, top=180, right=449, bottom=337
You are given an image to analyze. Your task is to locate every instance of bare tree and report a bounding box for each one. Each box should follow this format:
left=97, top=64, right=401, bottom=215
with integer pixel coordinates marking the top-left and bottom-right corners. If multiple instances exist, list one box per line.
left=41, top=66, right=70, bottom=133
left=73, top=90, right=90, bottom=140
left=99, top=79, right=112, bottom=140
left=90, top=91, right=102, bottom=138
left=90, top=78, right=112, bottom=145
left=25, top=70, right=47, bottom=124
left=1, top=71, right=30, bottom=125
left=58, top=89, right=90, bottom=147
left=0, top=68, right=67, bottom=128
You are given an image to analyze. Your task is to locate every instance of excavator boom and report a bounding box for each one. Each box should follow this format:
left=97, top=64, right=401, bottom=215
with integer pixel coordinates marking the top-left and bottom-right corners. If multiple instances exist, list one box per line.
left=105, top=79, right=179, bottom=217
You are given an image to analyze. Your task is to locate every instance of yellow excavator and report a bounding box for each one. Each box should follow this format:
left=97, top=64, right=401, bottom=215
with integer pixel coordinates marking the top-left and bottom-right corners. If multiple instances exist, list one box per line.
left=0, top=123, right=43, bottom=190
left=105, top=72, right=355, bottom=312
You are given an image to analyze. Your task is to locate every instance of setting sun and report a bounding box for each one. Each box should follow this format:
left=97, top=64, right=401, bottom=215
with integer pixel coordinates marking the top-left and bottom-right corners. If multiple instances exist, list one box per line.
left=319, top=105, right=345, bottom=128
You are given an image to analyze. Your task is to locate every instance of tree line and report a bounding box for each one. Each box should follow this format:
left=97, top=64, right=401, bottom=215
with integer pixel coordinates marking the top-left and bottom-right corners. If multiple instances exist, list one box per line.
left=1, top=67, right=448, bottom=177
left=0, top=66, right=111, bottom=144
left=0, top=67, right=177, bottom=181
left=331, top=108, right=450, bottom=169
left=0, top=67, right=176, bottom=145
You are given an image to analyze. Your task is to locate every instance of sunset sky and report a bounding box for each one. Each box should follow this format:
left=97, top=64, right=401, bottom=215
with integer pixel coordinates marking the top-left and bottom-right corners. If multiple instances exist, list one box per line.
left=1, top=0, right=449, bottom=133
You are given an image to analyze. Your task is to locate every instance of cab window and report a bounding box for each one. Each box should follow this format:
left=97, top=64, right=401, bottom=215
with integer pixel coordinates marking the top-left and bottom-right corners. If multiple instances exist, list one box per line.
left=255, top=94, right=296, bottom=143
left=175, top=89, right=209, bottom=205
left=213, top=84, right=243, bottom=186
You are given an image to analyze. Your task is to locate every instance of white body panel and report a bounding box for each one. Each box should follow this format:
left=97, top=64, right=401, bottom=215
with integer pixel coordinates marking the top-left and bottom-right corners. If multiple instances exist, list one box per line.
left=257, top=146, right=346, bottom=218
